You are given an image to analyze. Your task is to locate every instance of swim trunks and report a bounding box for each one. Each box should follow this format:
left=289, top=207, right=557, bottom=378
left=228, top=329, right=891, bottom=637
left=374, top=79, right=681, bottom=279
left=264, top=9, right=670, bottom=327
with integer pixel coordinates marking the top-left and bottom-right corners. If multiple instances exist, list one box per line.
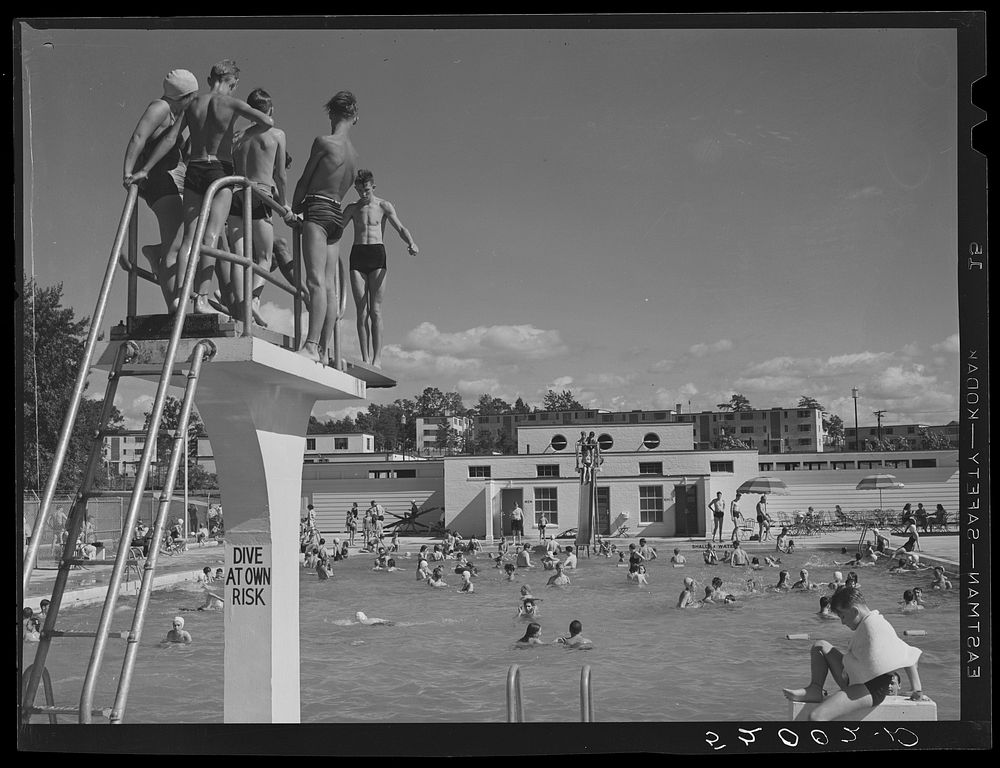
left=349, top=243, right=388, bottom=275
left=903, top=538, right=916, bottom=552
left=863, top=672, right=895, bottom=706
left=184, top=159, right=226, bottom=196
left=299, top=194, right=344, bottom=241
left=511, top=519, right=524, bottom=533
left=230, top=182, right=274, bottom=221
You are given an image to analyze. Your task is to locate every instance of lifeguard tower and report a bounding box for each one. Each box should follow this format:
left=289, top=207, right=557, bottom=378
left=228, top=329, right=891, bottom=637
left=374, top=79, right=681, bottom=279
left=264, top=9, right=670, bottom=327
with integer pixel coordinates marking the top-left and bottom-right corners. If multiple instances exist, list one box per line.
left=21, top=178, right=390, bottom=723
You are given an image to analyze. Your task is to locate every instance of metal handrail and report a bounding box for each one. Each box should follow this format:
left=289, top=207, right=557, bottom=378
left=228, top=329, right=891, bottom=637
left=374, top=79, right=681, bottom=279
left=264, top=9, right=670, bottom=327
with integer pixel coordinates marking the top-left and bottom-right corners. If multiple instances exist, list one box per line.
left=506, top=664, right=525, bottom=722
left=22, top=664, right=58, bottom=724
left=22, top=185, right=140, bottom=595
left=109, top=339, right=214, bottom=723
left=580, top=665, right=594, bottom=722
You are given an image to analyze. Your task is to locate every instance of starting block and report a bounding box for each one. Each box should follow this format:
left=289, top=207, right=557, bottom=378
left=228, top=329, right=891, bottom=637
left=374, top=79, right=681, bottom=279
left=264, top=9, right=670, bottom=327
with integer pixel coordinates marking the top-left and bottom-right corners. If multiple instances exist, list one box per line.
left=789, top=696, right=937, bottom=721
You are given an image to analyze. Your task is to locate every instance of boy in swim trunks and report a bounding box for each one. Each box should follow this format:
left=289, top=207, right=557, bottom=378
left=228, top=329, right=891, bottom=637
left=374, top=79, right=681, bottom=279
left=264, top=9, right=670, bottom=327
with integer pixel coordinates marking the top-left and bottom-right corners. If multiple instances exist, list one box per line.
left=783, top=586, right=928, bottom=720
left=226, top=87, right=296, bottom=321
left=128, top=60, right=274, bottom=314
left=291, top=91, right=360, bottom=363
left=340, top=169, right=419, bottom=368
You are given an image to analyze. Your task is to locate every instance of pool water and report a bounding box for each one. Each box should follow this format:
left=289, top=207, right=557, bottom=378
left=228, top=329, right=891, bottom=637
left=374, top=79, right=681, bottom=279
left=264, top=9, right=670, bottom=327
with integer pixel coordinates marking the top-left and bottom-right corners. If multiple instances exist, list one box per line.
left=25, top=547, right=959, bottom=722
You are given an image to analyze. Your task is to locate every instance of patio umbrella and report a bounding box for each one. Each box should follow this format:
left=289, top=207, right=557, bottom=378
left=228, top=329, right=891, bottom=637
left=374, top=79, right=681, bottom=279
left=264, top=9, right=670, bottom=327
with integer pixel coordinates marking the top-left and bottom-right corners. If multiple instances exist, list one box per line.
left=736, top=476, right=790, bottom=496
left=855, top=474, right=904, bottom=515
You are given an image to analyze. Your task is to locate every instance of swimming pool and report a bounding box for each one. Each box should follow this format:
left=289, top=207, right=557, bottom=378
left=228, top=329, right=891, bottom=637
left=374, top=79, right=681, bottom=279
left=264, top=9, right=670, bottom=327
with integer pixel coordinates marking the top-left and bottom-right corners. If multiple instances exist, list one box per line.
left=24, top=546, right=959, bottom=722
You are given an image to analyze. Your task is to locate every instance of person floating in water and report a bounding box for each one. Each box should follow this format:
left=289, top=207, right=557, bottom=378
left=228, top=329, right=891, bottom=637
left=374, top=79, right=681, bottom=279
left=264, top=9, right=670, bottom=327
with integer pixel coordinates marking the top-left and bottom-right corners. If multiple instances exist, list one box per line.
left=291, top=91, right=360, bottom=364
left=782, top=586, right=928, bottom=720
left=555, top=620, right=593, bottom=648
left=339, top=169, right=419, bottom=368
left=166, top=616, right=192, bottom=643
left=355, top=611, right=393, bottom=626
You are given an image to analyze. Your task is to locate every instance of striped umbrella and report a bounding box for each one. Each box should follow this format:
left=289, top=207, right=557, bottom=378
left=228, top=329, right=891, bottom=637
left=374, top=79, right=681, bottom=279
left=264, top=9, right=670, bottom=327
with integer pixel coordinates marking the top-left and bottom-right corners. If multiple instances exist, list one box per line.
left=855, top=474, right=904, bottom=515
left=736, top=476, right=791, bottom=496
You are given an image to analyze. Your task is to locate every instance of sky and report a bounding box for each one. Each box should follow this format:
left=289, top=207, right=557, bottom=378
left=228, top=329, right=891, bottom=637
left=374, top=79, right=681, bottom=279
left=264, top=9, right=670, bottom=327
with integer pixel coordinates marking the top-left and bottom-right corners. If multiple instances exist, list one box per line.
left=19, top=22, right=960, bottom=431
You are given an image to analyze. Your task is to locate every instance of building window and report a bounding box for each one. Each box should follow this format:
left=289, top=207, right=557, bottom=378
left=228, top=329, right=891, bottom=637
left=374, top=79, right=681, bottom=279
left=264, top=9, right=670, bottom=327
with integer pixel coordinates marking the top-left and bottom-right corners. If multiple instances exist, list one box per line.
left=798, top=410, right=811, bottom=418
left=798, top=424, right=811, bottom=432
left=803, top=461, right=828, bottom=470
left=306, top=438, right=316, bottom=450
left=642, top=433, right=660, bottom=449
left=597, top=434, right=614, bottom=451
left=907, top=426, right=916, bottom=434
left=334, top=437, right=348, bottom=450
left=884, top=459, right=909, bottom=469
left=759, top=462, right=773, bottom=472
left=639, top=462, right=662, bottom=475
left=601, top=414, right=614, bottom=423
left=710, top=461, right=734, bottom=473
left=740, top=412, right=754, bottom=420
left=859, top=460, right=882, bottom=469
left=396, top=469, right=417, bottom=478
left=368, top=470, right=392, bottom=479
left=536, top=464, right=560, bottom=477
left=740, top=426, right=754, bottom=434
left=550, top=434, right=568, bottom=451
left=911, top=458, right=937, bottom=468
left=725, top=413, right=735, bottom=421
left=885, top=428, right=895, bottom=435
left=527, top=414, right=537, bottom=421
left=534, top=487, right=558, bottom=525
left=797, top=438, right=811, bottom=445
left=468, top=465, right=492, bottom=478
left=638, top=486, right=664, bottom=523
left=653, top=412, right=666, bottom=419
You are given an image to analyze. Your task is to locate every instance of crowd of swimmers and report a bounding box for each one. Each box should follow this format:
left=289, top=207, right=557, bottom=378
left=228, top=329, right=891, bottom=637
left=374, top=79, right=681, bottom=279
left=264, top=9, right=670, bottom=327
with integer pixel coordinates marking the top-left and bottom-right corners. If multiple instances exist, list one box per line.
left=123, top=61, right=418, bottom=369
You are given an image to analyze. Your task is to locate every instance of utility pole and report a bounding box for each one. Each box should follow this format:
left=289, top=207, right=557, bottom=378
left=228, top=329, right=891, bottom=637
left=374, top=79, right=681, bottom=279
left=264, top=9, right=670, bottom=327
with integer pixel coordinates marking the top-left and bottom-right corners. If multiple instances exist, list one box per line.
left=873, top=410, right=886, bottom=444
left=851, top=388, right=860, bottom=451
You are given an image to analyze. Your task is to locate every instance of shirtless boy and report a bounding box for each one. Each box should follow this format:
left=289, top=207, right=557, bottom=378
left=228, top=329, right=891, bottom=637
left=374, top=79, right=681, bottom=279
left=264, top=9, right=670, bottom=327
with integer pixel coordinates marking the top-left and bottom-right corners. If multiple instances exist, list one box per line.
left=291, top=91, right=360, bottom=363
left=227, top=87, right=295, bottom=321
left=341, top=169, right=419, bottom=368
left=128, top=60, right=274, bottom=314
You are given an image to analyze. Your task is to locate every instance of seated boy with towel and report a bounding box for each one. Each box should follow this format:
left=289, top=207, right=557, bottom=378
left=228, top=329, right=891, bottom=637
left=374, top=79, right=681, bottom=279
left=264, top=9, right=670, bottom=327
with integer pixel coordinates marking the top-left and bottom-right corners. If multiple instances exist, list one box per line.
left=783, top=585, right=929, bottom=720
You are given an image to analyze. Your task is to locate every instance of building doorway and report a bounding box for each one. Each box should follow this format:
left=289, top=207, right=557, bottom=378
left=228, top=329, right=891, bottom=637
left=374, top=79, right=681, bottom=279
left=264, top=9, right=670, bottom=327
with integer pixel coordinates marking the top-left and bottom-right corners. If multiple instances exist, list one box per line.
left=499, top=488, right=524, bottom=537
left=673, top=484, right=701, bottom=536
left=595, top=487, right=610, bottom=535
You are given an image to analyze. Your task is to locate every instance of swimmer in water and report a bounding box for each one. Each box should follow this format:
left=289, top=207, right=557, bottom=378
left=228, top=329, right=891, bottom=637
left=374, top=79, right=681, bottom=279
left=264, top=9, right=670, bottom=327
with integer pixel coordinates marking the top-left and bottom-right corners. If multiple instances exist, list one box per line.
left=427, top=567, right=448, bottom=588
left=677, top=577, right=699, bottom=608
left=772, top=570, right=792, bottom=591
left=166, top=616, right=192, bottom=643
left=616, top=551, right=628, bottom=567
left=764, top=555, right=781, bottom=567
left=701, top=577, right=725, bottom=603
left=749, top=557, right=763, bottom=571
left=703, top=542, right=719, bottom=565
left=547, top=562, right=571, bottom=587
left=515, top=622, right=544, bottom=646
left=670, top=548, right=686, bottom=567
left=355, top=611, right=394, bottom=626
left=723, top=594, right=737, bottom=605
left=416, top=558, right=432, bottom=581
left=635, top=564, right=649, bottom=585
left=792, top=569, right=819, bottom=590
left=900, top=589, right=923, bottom=612
left=817, top=595, right=837, bottom=620
left=563, top=546, right=578, bottom=569
left=518, top=598, right=540, bottom=619
left=555, top=619, right=593, bottom=648
left=198, top=588, right=224, bottom=610
left=386, top=557, right=400, bottom=572
left=931, top=566, right=952, bottom=590
left=912, top=586, right=926, bottom=605
left=458, top=569, right=474, bottom=593
left=828, top=571, right=845, bottom=589
left=504, top=562, right=517, bottom=581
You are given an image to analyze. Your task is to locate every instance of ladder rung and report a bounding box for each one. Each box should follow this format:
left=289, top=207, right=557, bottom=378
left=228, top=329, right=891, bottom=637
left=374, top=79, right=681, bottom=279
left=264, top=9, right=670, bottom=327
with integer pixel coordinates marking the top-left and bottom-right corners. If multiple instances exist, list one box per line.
left=118, top=366, right=188, bottom=378
left=62, top=558, right=117, bottom=566
left=28, top=705, right=112, bottom=718
left=47, top=630, right=130, bottom=640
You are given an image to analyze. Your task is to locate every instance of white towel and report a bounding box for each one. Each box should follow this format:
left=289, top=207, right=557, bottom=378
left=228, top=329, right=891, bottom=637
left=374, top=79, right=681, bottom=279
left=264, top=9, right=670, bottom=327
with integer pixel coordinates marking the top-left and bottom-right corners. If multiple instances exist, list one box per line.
left=844, top=610, right=921, bottom=684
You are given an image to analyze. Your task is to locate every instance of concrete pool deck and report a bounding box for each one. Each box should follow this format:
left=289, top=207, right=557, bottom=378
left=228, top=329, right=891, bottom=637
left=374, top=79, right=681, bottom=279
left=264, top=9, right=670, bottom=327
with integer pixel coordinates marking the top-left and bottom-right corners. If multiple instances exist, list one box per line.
left=23, top=530, right=958, bottom=612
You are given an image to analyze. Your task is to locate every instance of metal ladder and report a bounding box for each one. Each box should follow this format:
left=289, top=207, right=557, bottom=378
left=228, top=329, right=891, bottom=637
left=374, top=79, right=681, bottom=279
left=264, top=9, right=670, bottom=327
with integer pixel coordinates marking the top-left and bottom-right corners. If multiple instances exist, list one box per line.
left=506, top=664, right=595, bottom=722
left=21, top=184, right=220, bottom=724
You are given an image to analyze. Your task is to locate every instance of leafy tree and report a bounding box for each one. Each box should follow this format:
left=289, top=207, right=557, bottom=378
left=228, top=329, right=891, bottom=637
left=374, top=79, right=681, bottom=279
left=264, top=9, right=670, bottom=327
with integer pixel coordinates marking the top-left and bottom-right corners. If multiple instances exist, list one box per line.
left=825, top=414, right=845, bottom=447
left=918, top=427, right=951, bottom=450
left=797, top=396, right=825, bottom=411
left=542, top=389, right=583, bottom=411
left=513, top=396, right=532, bottom=415
left=414, top=387, right=464, bottom=417
left=435, top=422, right=461, bottom=454
left=142, top=396, right=208, bottom=491
left=22, top=279, right=126, bottom=492
left=719, top=434, right=751, bottom=450
left=717, top=393, right=753, bottom=412
left=475, top=394, right=513, bottom=416
left=355, top=402, right=407, bottom=452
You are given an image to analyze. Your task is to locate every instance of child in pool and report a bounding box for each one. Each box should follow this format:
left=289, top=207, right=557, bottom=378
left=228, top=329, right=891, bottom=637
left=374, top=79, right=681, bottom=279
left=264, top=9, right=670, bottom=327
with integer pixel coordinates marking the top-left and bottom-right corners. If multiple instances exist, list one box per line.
left=427, top=567, right=448, bottom=588
left=670, top=548, right=686, bottom=567
left=563, top=546, right=578, bottom=569
left=596, top=536, right=612, bottom=557
left=703, top=542, right=719, bottom=565
left=416, top=558, right=432, bottom=581
left=515, top=622, right=544, bottom=646
left=817, top=595, right=838, bottom=620
left=912, top=586, right=926, bottom=605
left=616, top=551, right=627, bottom=567
left=702, top=577, right=725, bottom=603
left=772, top=570, right=792, bottom=591
left=931, top=566, right=952, bottom=590
left=429, top=544, right=444, bottom=562
left=386, top=558, right=400, bottom=572
left=457, top=570, right=474, bottom=593
left=504, top=563, right=517, bottom=581
left=900, top=589, right=923, bottom=611
left=749, top=557, right=763, bottom=571
left=555, top=619, right=593, bottom=648
left=764, top=555, right=781, bottom=567
left=786, top=540, right=796, bottom=554
left=792, top=569, right=819, bottom=590
left=389, top=530, right=399, bottom=553
left=517, top=598, right=540, bottom=619
left=166, top=616, right=192, bottom=644
left=677, top=577, right=699, bottom=608
left=783, top=586, right=927, bottom=720
left=635, top=564, right=649, bottom=585
left=723, top=594, right=737, bottom=605
left=828, top=571, right=846, bottom=589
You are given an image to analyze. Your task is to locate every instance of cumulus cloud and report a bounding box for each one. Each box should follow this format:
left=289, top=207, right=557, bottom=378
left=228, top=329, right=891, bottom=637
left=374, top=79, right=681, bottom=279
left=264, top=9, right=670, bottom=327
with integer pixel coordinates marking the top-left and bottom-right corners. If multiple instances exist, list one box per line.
left=649, top=358, right=675, bottom=373
left=456, top=378, right=503, bottom=398
left=652, top=382, right=699, bottom=410
left=688, top=339, right=733, bottom=358
left=733, top=375, right=808, bottom=392
left=931, top=333, right=960, bottom=354
left=551, top=376, right=574, bottom=389
left=258, top=301, right=308, bottom=337
left=319, top=405, right=368, bottom=422
left=381, top=345, right=482, bottom=377
left=404, top=322, right=567, bottom=360
left=846, top=186, right=883, bottom=200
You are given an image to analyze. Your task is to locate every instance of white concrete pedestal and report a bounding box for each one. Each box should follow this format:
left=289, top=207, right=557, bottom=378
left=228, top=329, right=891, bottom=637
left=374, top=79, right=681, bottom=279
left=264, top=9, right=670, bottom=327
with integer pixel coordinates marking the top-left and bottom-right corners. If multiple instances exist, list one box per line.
left=97, top=336, right=365, bottom=723
left=789, top=696, right=938, bottom=721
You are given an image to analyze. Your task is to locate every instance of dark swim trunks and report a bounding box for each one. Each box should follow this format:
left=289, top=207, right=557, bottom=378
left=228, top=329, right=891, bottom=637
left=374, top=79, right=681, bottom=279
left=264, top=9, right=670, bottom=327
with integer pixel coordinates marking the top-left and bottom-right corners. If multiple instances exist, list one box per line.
left=349, top=243, right=387, bottom=275
left=184, top=159, right=226, bottom=196
left=903, top=538, right=916, bottom=552
left=230, top=184, right=273, bottom=221
left=863, top=672, right=895, bottom=707
left=299, top=194, right=344, bottom=241
left=220, top=159, right=235, bottom=176
left=136, top=140, right=183, bottom=207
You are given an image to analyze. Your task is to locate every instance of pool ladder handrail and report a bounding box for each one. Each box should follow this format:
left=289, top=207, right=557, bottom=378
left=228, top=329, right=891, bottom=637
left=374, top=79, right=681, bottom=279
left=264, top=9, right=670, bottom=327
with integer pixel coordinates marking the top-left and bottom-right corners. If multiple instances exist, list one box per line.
left=506, top=664, right=595, bottom=722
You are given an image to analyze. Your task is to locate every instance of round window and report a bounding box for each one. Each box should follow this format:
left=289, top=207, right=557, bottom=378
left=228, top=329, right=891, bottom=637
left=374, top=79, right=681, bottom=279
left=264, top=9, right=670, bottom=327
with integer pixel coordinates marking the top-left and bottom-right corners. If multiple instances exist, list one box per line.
left=597, top=433, right=614, bottom=451
left=550, top=434, right=568, bottom=451
left=643, top=432, right=660, bottom=449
